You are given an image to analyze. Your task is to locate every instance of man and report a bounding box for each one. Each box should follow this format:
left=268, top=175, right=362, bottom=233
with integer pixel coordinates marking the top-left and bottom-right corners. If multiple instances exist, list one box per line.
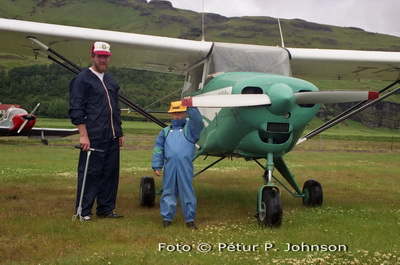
left=69, top=41, right=124, bottom=221
left=152, top=99, right=203, bottom=229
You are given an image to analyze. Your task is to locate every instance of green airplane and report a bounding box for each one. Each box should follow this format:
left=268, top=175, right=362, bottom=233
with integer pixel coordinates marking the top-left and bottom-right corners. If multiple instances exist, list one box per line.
left=1, top=18, right=399, bottom=226
left=139, top=43, right=397, bottom=227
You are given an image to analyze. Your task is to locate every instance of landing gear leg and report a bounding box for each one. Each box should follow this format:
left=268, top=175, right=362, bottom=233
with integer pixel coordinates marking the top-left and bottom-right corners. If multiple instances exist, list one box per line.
left=255, top=152, right=282, bottom=227
left=41, top=131, right=48, bottom=145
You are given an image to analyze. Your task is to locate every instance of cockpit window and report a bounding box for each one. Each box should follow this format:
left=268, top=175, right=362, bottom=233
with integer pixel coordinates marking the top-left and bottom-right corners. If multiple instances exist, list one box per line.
left=209, top=43, right=291, bottom=75
left=182, top=59, right=210, bottom=96
left=181, top=43, right=291, bottom=96
left=4, top=107, right=27, bottom=120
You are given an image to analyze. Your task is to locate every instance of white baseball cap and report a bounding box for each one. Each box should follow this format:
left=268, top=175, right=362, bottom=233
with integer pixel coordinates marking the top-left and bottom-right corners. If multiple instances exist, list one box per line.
left=91, top=41, right=112, bottom=56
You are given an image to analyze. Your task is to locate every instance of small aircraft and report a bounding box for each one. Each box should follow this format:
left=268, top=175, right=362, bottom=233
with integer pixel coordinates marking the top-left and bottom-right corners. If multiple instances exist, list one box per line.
left=1, top=18, right=399, bottom=226
left=0, top=103, right=78, bottom=145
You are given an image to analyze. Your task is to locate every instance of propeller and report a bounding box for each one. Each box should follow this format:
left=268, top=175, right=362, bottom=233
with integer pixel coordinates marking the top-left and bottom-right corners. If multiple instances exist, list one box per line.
left=17, top=103, right=40, bottom=133
left=296, top=85, right=400, bottom=145
left=182, top=94, right=271, bottom=108
left=182, top=90, right=379, bottom=108
left=294, top=91, right=379, bottom=104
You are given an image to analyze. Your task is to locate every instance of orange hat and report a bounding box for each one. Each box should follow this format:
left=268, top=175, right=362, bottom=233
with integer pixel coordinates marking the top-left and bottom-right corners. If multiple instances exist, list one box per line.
left=168, top=101, right=187, bottom=113
left=91, top=41, right=112, bottom=55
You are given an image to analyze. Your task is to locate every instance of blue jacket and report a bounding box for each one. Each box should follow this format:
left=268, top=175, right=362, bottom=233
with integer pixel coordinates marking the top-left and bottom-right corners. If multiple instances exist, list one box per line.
left=152, top=107, right=203, bottom=171
left=69, top=68, right=123, bottom=141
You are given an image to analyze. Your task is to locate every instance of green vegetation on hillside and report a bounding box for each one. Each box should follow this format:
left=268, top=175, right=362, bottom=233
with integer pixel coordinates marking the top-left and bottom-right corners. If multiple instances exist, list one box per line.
left=1, top=0, right=399, bottom=51
left=0, top=64, right=184, bottom=117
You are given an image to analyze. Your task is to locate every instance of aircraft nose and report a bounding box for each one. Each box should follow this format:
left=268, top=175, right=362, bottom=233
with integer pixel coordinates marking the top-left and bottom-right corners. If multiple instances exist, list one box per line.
left=267, top=83, right=295, bottom=115
left=23, top=114, right=36, bottom=121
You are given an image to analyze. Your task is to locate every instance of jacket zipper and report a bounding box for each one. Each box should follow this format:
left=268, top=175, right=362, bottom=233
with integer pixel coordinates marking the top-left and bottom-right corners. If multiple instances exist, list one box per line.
left=100, top=79, right=116, bottom=139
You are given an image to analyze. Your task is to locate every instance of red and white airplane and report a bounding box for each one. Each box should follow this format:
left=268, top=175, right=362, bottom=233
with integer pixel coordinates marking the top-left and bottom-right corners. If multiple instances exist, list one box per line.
left=0, top=103, right=78, bottom=145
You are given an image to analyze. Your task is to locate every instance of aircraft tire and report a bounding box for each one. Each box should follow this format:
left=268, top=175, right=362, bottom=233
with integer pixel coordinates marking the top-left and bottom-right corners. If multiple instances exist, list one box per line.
left=139, top=176, right=155, bottom=208
left=302, top=179, right=323, bottom=207
left=257, top=188, right=282, bottom=227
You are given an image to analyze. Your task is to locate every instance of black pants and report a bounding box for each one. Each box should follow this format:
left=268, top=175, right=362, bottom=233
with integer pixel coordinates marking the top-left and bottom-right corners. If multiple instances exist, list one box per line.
left=75, top=138, right=120, bottom=216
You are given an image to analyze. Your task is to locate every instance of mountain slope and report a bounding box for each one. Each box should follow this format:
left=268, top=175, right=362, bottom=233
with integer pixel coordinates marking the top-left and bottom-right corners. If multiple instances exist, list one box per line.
left=1, top=0, right=399, bottom=51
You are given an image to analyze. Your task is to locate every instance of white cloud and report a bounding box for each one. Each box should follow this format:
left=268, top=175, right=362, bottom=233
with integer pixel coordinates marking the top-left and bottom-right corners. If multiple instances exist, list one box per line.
left=166, top=0, right=400, bottom=36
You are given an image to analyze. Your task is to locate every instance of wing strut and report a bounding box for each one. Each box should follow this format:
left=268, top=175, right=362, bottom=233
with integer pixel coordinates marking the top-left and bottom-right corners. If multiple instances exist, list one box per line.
left=297, top=79, right=400, bottom=145
left=34, top=49, right=80, bottom=75
left=28, top=37, right=82, bottom=73
left=29, top=37, right=167, bottom=128
left=118, top=93, right=167, bottom=128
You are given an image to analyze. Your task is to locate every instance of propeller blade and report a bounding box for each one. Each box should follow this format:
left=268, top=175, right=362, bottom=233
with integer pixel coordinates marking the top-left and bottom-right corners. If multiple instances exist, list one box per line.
left=17, top=103, right=40, bottom=134
left=17, top=120, right=29, bottom=134
left=182, top=94, right=271, bottom=108
left=294, top=91, right=379, bottom=104
left=30, top=103, right=40, bottom=115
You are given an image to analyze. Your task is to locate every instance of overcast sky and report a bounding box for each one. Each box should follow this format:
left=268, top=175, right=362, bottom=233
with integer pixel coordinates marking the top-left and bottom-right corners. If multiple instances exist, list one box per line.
left=164, top=0, right=399, bottom=37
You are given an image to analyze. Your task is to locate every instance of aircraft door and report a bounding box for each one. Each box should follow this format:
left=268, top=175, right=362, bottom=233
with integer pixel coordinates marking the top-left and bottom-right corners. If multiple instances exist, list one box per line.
left=182, top=59, right=210, bottom=96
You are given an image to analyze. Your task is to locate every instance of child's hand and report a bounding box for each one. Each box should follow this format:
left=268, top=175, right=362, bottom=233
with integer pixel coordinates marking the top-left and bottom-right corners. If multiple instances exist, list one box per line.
left=154, top=170, right=161, bottom=176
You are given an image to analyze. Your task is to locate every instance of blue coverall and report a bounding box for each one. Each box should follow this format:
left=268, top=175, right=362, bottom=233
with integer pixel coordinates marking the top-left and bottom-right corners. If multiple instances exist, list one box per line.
left=152, top=107, right=203, bottom=222
left=69, top=68, right=123, bottom=217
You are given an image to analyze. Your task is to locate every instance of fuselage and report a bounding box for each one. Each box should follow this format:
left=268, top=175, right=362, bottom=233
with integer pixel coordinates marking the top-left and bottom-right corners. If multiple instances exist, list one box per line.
left=191, top=72, right=319, bottom=158
left=0, top=107, right=36, bottom=134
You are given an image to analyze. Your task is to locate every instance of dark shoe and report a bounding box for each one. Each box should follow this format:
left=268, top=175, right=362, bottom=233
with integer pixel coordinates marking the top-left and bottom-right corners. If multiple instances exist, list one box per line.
left=163, top=220, right=172, bottom=228
left=186, top=221, right=197, bottom=230
left=97, top=212, right=124, bottom=219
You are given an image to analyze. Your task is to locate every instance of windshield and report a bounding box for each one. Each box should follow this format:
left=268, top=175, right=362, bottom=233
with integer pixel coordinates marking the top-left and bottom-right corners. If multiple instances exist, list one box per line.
left=182, top=43, right=291, bottom=96
left=4, top=107, right=27, bottom=120
left=209, top=43, right=291, bottom=75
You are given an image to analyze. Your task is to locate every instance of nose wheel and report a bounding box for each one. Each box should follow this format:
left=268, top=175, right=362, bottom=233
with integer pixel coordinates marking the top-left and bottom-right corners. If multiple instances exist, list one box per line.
left=255, top=153, right=283, bottom=227
left=256, top=186, right=282, bottom=227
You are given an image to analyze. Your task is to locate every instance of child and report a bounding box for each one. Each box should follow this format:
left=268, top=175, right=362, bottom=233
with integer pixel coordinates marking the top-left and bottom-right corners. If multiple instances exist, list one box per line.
left=152, top=98, right=203, bottom=229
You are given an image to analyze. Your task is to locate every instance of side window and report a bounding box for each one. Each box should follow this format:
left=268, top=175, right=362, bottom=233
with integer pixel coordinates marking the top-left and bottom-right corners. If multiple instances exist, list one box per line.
left=181, top=60, right=210, bottom=96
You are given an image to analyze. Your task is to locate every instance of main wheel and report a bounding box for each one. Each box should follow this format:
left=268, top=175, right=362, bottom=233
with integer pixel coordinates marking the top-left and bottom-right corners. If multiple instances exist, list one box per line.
left=302, top=179, right=323, bottom=207
left=257, top=188, right=282, bottom=227
left=139, top=176, right=155, bottom=207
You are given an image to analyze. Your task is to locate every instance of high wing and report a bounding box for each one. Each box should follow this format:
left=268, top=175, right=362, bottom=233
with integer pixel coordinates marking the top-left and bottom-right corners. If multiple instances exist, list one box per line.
left=287, top=48, right=400, bottom=80
left=0, top=18, right=213, bottom=74
left=1, top=18, right=400, bottom=79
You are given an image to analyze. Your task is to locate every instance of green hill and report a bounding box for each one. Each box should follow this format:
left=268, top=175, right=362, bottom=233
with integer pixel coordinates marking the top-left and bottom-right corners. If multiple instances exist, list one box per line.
left=1, top=0, right=399, bottom=51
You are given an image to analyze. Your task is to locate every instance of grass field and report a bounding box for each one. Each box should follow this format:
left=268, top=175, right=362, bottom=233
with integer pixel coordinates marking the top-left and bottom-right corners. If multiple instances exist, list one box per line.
left=0, top=120, right=399, bottom=264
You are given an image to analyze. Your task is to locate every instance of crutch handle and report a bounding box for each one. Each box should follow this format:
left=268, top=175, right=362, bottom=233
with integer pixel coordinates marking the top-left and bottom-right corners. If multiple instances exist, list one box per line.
left=74, top=145, right=104, bottom=153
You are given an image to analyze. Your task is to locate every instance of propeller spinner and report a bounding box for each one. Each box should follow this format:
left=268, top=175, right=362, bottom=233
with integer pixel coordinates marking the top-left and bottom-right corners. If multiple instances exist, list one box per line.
left=17, top=103, right=40, bottom=133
